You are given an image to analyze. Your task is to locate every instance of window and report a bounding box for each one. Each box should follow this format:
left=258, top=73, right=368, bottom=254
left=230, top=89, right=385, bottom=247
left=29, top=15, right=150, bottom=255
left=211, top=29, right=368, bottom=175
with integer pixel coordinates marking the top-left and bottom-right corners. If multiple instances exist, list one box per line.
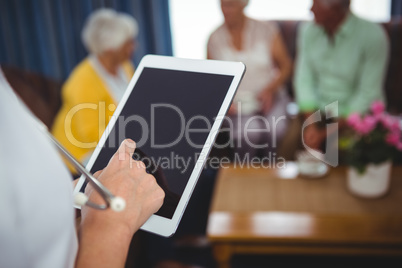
left=170, top=0, right=391, bottom=60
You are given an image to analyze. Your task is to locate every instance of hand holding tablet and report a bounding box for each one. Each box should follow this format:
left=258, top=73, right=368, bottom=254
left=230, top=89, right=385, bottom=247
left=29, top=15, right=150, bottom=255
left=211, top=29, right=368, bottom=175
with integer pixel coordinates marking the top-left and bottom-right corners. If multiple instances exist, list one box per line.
left=80, top=139, right=165, bottom=234
left=74, top=55, right=245, bottom=237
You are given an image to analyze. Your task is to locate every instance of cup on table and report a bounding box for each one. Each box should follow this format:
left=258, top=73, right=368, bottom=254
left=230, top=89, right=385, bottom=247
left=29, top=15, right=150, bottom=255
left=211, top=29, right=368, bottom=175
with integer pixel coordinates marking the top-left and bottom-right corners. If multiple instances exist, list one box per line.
left=296, top=150, right=328, bottom=178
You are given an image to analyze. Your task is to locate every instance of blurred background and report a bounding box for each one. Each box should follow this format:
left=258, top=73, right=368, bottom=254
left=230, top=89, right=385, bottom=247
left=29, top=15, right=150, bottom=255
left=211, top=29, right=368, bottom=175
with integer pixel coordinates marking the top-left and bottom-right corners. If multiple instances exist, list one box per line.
left=0, top=0, right=172, bottom=81
left=1, top=1, right=402, bottom=268
left=171, top=0, right=391, bottom=59
left=0, top=0, right=396, bottom=81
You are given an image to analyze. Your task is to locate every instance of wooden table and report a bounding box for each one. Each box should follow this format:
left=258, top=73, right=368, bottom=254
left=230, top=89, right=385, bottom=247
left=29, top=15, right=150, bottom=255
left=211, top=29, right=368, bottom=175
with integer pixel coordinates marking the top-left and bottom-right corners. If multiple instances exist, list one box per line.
left=207, top=163, right=402, bottom=268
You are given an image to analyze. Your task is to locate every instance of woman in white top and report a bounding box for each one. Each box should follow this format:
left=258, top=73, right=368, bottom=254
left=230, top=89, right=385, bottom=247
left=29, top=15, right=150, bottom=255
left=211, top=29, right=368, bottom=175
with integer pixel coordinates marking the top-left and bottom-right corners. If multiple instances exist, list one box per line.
left=0, top=68, right=164, bottom=267
left=207, top=0, right=292, bottom=158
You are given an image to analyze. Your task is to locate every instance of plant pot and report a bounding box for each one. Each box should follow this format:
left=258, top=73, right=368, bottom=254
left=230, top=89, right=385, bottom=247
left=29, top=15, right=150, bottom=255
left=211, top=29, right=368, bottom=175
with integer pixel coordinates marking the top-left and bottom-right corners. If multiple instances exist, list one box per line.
left=347, top=161, right=392, bottom=198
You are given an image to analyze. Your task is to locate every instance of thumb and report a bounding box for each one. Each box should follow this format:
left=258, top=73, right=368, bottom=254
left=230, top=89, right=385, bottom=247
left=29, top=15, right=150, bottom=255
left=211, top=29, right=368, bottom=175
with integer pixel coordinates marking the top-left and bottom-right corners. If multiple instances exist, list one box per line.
left=117, top=139, right=136, bottom=161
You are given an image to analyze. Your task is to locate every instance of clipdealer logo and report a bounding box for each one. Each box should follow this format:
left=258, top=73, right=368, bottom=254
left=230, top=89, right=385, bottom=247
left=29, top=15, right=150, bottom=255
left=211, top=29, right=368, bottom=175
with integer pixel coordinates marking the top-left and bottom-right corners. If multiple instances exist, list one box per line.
left=301, top=101, right=339, bottom=167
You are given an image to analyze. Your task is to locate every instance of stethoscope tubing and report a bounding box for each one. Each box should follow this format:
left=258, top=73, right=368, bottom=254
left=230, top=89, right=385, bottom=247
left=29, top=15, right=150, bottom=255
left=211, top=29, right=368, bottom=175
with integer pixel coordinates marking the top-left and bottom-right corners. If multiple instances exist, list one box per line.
left=34, top=117, right=125, bottom=211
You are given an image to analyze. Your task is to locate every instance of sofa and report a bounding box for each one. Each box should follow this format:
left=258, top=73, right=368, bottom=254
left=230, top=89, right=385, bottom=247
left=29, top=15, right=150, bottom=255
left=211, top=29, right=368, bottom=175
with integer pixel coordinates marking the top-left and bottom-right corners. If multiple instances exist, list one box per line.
left=2, top=66, right=62, bottom=129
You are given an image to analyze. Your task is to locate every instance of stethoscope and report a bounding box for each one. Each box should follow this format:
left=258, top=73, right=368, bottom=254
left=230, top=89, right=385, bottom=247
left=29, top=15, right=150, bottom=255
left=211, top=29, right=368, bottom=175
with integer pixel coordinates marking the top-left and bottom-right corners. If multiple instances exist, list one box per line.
left=34, top=117, right=126, bottom=212
left=0, top=68, right=124, bottom=212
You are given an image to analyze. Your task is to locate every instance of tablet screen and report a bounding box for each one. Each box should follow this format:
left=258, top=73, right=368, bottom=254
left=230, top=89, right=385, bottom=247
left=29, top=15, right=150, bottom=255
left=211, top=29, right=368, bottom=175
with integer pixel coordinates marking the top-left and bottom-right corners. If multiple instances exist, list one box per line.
left=84, top=67, right=234, bottom=219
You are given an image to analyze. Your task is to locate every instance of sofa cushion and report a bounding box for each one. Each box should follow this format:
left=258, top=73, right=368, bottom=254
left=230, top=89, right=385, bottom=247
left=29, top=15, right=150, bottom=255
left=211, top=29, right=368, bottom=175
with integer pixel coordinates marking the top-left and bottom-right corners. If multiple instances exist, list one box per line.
left=2, top=66, right=62, bottom=128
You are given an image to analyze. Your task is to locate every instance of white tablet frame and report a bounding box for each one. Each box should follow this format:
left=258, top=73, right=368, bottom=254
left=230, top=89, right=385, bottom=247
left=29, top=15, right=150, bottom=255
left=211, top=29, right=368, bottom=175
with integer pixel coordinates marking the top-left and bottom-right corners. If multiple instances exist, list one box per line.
left=74, top=55, right=245, bottom=237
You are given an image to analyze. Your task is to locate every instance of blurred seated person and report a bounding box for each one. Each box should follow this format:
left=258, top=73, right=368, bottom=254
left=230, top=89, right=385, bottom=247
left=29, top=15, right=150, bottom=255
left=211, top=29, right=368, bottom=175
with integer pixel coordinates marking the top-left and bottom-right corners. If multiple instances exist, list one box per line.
left=294, top=0, right=389, bottom=150
left=52, top=8, right=138, bottom=172
left=207, top=0, right=292, bottom=159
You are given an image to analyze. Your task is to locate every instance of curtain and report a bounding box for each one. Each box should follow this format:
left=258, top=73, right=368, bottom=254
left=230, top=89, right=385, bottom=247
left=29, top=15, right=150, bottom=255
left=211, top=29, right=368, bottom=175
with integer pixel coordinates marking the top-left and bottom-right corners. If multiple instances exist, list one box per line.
left=391, top=0, right=402, bottom=16
left=0, top=0, right=173, bottom=81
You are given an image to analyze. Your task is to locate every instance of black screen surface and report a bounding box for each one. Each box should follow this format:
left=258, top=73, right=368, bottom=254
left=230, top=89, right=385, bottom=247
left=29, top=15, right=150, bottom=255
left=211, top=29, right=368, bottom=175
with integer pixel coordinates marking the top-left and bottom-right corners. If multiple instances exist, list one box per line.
left=86, top=67, right=234, bottom=218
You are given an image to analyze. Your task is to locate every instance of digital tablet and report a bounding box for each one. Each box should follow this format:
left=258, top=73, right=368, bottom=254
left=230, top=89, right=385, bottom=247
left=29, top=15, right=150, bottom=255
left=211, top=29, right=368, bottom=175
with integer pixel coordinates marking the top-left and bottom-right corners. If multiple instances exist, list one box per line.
left=74, top=55, right=245, bottom=237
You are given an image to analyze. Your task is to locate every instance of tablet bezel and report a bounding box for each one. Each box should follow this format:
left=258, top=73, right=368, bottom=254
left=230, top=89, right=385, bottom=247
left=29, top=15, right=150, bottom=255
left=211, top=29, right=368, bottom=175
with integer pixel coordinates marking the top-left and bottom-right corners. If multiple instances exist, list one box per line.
left=73, top=55, right=245, bottom=237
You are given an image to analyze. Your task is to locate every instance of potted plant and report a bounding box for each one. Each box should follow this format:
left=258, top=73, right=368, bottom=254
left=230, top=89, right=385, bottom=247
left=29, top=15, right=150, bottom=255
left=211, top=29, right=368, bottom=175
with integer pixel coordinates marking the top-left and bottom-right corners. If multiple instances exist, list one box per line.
left=340, top=101, right=402, bottom=198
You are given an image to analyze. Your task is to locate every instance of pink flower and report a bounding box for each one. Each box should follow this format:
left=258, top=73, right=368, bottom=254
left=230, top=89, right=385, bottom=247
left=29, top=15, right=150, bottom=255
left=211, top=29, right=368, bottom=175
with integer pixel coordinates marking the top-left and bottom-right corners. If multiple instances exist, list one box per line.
left=347, top=113, right=361, bottom=128
left=397, top=142, right=402, bottom=151
left=348, top=114, right=377, bottom=135
left=371, top=100, right=385, bottom=115
left=361, top=115, right=377, bottom=132
left=386, top=131, right=401, bottom=146
left=373, top=112, right=382, bottom=122
left=355, top=123, right=371, bottom=135
left=389, top=117, right=401, bottom=132
left=381, top=114, right=401, bottom=133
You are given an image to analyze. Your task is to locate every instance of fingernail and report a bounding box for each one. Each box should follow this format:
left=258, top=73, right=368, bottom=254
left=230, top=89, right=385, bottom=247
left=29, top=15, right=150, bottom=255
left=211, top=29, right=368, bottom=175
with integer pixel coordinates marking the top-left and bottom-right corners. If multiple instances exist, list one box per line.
left=122, top=139, right=136, bottom=147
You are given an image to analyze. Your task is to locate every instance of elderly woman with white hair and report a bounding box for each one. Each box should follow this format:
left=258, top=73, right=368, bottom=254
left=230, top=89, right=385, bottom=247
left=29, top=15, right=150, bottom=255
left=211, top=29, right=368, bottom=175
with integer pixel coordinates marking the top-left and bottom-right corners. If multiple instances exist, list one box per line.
left=52, top=8, right=138, bottom=171
left=207, top=0, right=292, bottom=159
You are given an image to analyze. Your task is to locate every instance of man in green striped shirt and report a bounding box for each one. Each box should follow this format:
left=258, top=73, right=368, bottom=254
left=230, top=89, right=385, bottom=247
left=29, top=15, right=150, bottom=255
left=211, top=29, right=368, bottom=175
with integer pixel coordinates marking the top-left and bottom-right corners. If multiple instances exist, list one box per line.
left=294, top=0, right=389, bottom=149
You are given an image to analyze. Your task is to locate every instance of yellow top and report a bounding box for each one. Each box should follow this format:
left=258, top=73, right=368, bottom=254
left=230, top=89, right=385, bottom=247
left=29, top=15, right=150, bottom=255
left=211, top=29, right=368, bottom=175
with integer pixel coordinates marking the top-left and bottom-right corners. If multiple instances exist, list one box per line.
left=52, top=58, right=134, bottom=172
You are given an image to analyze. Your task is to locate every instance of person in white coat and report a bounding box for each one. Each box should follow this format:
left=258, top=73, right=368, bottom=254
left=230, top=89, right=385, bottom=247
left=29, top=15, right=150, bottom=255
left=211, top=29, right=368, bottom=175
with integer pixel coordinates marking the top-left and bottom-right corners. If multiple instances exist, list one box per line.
left=0, top=67, right=164, bottom=268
